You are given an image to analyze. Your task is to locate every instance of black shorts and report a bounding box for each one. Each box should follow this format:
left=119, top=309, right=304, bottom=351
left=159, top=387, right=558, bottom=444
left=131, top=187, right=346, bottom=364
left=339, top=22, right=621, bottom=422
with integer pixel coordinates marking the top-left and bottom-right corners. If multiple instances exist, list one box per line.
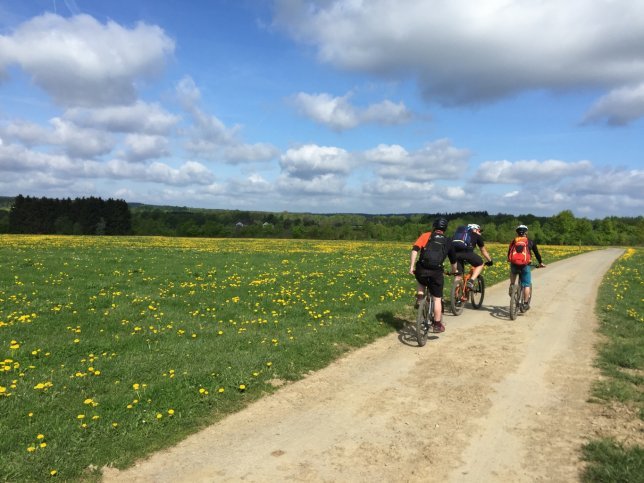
left=455, top=251, right=483, bottom=274
left=415, top=269, right=444, bottom=298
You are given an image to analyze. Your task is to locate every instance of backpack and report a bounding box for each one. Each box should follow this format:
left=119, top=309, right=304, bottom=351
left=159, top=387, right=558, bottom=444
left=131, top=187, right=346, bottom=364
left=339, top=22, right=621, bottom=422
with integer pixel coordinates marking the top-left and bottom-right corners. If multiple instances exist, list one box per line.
left=452, top=225, right=473, bottom=250
left=418, top=231, right=449, bottom=270
left=508, top=236, right=531, bottom=266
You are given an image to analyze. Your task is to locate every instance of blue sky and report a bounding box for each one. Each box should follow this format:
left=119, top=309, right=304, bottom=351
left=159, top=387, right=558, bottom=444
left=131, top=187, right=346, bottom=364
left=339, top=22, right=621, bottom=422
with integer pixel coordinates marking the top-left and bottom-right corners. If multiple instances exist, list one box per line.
left=0, top=0, right=642, bottom=217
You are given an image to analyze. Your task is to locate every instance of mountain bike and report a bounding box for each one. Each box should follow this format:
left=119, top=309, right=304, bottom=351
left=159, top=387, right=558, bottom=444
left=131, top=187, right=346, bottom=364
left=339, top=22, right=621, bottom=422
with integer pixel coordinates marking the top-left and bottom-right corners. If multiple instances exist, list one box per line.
left=449, top=266, right=485, bottom=316
left=415, top=284, right=435, bottom=347
left=509, top=264, right=543, bottom=320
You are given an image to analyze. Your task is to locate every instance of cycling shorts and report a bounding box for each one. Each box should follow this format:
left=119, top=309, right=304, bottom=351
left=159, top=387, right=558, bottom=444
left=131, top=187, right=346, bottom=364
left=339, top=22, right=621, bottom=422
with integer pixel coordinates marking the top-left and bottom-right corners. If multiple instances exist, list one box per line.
left=455, top=251, right=483, bottom=274
left=510, top=264, right=532, bottom=287
left=415, top=269, right=444, bottom=298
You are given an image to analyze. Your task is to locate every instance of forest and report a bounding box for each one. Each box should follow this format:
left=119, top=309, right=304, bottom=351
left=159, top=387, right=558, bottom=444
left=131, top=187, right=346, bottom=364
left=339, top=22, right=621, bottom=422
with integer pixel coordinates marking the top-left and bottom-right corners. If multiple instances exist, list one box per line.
left=0, top=195, right=641, bottom=246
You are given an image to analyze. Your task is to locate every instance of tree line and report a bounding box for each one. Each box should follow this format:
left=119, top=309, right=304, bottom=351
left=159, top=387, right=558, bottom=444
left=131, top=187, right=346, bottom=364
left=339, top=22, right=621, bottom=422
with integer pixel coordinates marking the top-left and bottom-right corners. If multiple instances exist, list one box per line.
left=0, top=195, right=641, bottom=246
left=3, top=195, right=131, bottom=235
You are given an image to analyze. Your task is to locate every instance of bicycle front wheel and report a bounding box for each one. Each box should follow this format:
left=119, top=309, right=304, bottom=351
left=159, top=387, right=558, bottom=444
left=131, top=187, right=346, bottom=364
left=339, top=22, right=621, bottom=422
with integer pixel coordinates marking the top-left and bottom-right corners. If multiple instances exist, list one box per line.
left=450, top=280, right=464, bottom=316
left=470, top=276, right=485, bottom=309
left=416, top=295, right=431, bottom=347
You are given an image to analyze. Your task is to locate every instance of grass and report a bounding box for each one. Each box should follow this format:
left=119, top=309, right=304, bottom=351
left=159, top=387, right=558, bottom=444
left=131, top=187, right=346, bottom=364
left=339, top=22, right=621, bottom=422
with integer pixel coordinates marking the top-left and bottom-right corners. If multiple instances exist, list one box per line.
left=0, top=235, right=593, bottom=481
left=582, top=247, right=644, bottom=482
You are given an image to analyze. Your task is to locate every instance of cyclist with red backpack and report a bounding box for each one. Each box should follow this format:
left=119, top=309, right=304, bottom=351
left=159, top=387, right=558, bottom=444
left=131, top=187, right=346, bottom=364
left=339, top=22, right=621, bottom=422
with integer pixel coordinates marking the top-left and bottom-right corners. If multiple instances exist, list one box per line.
left=409, top=217, right=458, bottom=333
left=507, top=224, right=546, bottom=311
left=452, top=223, right=494, bottom=291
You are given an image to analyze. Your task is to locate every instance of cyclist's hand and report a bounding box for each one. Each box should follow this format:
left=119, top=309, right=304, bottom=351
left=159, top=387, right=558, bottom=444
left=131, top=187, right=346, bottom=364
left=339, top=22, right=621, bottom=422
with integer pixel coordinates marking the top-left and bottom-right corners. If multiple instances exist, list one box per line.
left=409, top=268, right=415, bottom=275
left=485, top=259, right=494, bottom=266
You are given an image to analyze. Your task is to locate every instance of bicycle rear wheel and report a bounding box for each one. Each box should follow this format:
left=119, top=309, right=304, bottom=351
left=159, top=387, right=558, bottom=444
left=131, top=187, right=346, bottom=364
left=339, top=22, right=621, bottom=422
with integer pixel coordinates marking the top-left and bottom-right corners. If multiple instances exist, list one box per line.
left=509, top=284, right=520, bottom=320
left=470, top=276, right=485, bottom=309
left=450, top=280, right=464, bottom=316
left=415, top=294, right=431, bottom=347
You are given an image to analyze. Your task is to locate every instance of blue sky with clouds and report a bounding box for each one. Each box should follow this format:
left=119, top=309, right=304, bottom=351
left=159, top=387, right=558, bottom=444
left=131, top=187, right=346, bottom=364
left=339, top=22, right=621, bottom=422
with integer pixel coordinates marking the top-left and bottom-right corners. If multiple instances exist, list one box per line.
left=0, top=0, right=642, bottom=217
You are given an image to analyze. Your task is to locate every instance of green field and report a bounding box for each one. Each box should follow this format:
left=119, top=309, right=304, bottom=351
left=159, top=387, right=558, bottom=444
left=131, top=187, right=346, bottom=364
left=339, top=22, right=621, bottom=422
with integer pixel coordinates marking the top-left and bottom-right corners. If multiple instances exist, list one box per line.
left=582, top=247, right=644, bottom=482
left=0, top=235, right=595, bottom=480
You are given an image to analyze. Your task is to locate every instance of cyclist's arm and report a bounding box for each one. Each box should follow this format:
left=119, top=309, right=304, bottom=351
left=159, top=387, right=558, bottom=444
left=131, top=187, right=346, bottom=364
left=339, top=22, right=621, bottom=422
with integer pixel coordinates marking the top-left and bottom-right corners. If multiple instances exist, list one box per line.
left=480, top=245, right=493, bottom=263
left=530, top=240, right=545, bottom=266
left=410, top=247, right=420, bottom=274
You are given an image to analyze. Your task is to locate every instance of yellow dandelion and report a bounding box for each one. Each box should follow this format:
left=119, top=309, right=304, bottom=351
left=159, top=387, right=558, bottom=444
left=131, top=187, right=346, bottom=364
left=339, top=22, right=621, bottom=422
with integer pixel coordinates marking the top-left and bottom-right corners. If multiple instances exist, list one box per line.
left=132, top=383, right=140, bottom=390
left=239, top=384, right=246, bottom=391
left=37, top=434, right=45, bottom=440
left=50, top=469, right=57, bottom=476
left=77, top=414, right=85, bottom=420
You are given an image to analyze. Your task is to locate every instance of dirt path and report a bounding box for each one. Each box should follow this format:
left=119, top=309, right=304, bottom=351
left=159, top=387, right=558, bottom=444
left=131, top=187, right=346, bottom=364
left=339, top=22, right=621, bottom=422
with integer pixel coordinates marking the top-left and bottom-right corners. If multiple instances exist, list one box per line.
left=103, top=248, right=622, bottom=483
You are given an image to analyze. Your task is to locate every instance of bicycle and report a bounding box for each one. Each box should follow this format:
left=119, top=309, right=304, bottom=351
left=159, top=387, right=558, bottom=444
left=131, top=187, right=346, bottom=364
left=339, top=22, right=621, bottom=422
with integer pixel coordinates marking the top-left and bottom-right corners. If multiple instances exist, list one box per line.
left=508, top=263, right=543, bottom=320
left=415, top=284, right=435, bottom=347
left=449, top=265, right=485, bottom=316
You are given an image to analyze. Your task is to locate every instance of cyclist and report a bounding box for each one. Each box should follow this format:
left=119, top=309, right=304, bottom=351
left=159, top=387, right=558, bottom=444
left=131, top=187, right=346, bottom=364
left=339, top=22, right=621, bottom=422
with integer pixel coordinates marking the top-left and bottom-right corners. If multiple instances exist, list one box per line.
left=409, top=217, right=458, bottom=333
left=508, top=224, right=546, bottom=311
left=453, top=223, right=493, bottom=290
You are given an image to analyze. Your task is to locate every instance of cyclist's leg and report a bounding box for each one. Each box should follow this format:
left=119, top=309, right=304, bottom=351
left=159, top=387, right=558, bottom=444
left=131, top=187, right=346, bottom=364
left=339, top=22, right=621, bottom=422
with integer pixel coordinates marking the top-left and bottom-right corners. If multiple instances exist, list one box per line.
left=521, top=265, right=533, bottom=304
left=413, top=274, right=426, bottom=308
left=469, top=252, right=484, bottom=280
left=428, top=271, right=445, bottom=331
left=509, top=263, right=519, bottom=294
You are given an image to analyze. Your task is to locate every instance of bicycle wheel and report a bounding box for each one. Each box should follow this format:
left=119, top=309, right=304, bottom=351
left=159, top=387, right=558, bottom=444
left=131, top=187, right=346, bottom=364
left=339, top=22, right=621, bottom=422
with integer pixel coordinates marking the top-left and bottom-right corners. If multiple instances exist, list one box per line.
left=509, top=284, right=520, bottom=320
left=450, top=280, right=464, bottom=316
left=415, top=293, right=431, bottom=347
left=470, top=276, right=485, bottom=309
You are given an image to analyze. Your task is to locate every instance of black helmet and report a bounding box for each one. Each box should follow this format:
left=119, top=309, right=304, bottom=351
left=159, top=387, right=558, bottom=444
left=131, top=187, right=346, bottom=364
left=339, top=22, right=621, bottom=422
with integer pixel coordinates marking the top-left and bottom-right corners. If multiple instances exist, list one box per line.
left=433, top=217, right=448, bottom=231
left=516, top=224, right=528, bottom=236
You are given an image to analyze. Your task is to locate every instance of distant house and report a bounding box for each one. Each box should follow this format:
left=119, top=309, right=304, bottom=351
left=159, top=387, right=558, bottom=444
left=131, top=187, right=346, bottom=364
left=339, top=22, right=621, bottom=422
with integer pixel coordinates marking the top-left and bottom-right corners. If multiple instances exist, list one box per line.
left=262, top=222, right=273, bottom=228
left=235, top=221, right=245, bottom=228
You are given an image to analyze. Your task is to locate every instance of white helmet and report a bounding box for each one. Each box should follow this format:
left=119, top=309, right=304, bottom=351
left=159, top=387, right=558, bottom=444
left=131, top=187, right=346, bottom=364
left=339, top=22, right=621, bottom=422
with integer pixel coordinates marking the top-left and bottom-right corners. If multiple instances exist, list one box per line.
left=467, top=223, right=480, bottom=231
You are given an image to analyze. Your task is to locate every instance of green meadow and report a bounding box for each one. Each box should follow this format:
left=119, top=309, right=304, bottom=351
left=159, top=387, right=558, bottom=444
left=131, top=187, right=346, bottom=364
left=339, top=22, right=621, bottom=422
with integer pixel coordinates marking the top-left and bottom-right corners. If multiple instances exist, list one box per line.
left=0, top=235, right=595, bottom=480
left=583, top=247, right=644, bottom=482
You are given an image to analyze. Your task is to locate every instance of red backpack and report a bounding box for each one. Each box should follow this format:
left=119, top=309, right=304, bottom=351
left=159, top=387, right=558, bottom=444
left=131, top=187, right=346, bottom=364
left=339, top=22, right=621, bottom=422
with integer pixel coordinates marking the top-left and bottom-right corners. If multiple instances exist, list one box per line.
left=508, top=236, right=531, bottom=266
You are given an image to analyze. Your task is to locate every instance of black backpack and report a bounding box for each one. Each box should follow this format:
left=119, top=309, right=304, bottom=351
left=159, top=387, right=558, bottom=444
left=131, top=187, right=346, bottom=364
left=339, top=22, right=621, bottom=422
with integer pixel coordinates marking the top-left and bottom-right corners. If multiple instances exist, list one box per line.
left=418, top=231, right=449, bottom=270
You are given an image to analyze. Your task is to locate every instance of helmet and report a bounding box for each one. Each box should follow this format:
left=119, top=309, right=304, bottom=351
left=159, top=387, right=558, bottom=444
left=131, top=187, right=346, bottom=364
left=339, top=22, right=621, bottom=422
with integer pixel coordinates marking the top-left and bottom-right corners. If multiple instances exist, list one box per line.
left=467, top=223, right=481, bottom=231
left=433, top=217, right=448, bottom=231
left=516, top=224, right=528, bottom=235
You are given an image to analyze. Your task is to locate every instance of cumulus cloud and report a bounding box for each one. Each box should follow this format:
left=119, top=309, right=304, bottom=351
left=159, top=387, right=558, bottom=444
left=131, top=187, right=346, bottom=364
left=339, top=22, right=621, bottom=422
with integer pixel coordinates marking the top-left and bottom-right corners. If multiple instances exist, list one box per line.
left=273, top=0, right=644, bottom=115
left=474, top=159, right=593, bottom=184
left=64, top=102, right=180, bottom=134
left=122, top=134, right=170, bottom=162
left=364, top=139, right=470, bottom=181
left=1, top=118, right=115, bottom=158
left=280, top=144, right=352, bottom=179
left=0, top=13, right=175, bottom=107
left=583, top=83, right=644, bottom=126
left=291, top=92, right=411, bottom=130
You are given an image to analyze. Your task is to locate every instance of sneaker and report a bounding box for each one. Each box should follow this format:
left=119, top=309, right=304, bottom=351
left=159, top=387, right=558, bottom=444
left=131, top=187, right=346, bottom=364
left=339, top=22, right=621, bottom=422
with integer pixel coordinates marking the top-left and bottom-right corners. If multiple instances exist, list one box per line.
left=522, top=302, right=531, bottom=311
left=466, top=280, right=474, bottom=290
left=432, top=321, right=445, bottom=333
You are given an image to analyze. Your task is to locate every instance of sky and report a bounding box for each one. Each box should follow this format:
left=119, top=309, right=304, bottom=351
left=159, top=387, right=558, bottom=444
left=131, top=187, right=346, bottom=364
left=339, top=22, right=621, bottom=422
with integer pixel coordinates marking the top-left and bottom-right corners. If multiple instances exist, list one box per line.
left=0, top=0, right=642, bottom=218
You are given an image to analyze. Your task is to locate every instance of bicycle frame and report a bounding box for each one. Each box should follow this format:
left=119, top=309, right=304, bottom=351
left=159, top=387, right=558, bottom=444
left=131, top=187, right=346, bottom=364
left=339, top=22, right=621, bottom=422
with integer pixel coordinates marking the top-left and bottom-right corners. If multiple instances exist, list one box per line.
left=450, top=265, right=485, bottom=316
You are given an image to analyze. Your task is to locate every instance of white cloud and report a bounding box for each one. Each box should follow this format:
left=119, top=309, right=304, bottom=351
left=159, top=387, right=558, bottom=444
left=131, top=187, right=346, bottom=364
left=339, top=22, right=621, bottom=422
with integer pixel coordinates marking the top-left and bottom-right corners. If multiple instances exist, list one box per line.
left=0, top=120, right=114, bottom=159
left=280, top=144, right=352, bottom=179
left=365, top=139, right=470, bottom=181
left=583, top=83, right=644, bottom=125
left=291, top=92, right=411, bottom=130
left=277, top=172, right=346, bottom=195
left=123, top=134, right=170, bottom=162
left=273, top=0, right=644, bottom=114
left=0, top=13, right=175, bottom=107
left=64, top=102, right=180, bottom=134
left=475, top=159, right=593, bottom=184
